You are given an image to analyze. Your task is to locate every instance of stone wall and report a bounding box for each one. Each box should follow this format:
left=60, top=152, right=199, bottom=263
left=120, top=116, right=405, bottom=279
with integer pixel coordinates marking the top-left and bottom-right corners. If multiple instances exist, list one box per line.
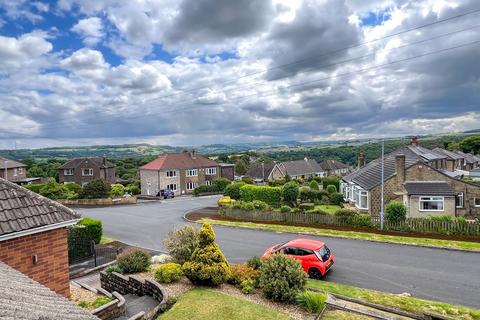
left=0, top=228, right=70, bottom=297
left=92, top=291, right=126, bottom=320
left=100, top=271, right=168, bottom=319
left=140, top=170, right=160, bottom=196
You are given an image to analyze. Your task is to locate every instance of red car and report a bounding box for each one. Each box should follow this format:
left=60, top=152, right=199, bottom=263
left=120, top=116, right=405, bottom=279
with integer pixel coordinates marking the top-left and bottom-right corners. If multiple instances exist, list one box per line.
left=262, top=238, right=334, bottom=279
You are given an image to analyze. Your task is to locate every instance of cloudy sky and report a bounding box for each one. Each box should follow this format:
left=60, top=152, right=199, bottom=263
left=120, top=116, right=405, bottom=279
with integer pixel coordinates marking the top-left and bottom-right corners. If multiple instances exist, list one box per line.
left=0, top=0, right=479, bottom=149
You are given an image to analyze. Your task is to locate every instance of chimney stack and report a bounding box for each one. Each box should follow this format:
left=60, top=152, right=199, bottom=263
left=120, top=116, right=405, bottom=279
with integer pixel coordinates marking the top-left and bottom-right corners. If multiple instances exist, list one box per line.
left=190, top=149, right=196, bottom=159
left=102, top=155, right=107, bottom=166
left=410, top=136, right=419, bottom=146
left=395, top=154, right=406, bottom=184
left=358, top=152, right=365, bottom=169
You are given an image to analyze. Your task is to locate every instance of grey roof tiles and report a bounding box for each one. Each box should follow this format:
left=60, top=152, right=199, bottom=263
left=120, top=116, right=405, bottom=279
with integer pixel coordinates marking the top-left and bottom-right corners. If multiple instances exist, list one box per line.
left=404, top=181, right=456, bottom=196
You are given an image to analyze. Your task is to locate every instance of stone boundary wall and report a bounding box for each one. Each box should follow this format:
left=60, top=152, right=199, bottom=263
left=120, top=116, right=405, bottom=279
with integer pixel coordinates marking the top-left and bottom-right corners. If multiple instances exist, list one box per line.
left=59, top=197, right=137, bottom=206
left=100, top=271, right=168, bottom=320
left=92, top=291, right=126, bottom=320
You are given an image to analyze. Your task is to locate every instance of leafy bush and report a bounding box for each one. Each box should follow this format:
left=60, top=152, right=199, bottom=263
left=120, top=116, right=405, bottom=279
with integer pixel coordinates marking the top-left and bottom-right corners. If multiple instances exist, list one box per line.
left=224, top=181, right=245, bottom=199
left=246, top=256, right=263, bottom=270
left=126, top=183, right=141, bottom=195
left=241, top=201, right=255, bottom=211
left=106, top=265, right=123, bottom=274
left=64, top=183, right=82, bottom=194
left=78, top=297, right=112, bottom=309
left=117, top=249, right=150, bottom=273
left=322, top=176, right=340, bottom=191
left=252, top=200, right=269, bottom=211
left=183, top=223, right=230, bottom=286
left=240, top=279, right=256, bottom=294
left=300, top=187, right=319, bottom=203
left=430, top=215, right=454, bottom=222
left=282, top=182, right=299, bottom=206
left=78, top=179, right=111, bottom=199
left=305, top=208, right=328, bottom=215
left=213, top=178, right=231, bottom=191
left=110, top=184, right=125, bottom=197
left=164, top=225, right=199, bottom=265
left=68, top=217, right=103, bottom=244
left=296, top=291, right=327, bottom=313
left=280, top=205, right=292, bottom=213
left=193, top=184, right=216, bottom=196
left=334, top=209, right=358, bottom=225
left=151, top=254, right=172, bottom=264
left=228, top=264, right=260, bottom=285
left=217, top=196, right=232, bottom=206
left=326, top=185, right=337, bottom=194
left=39, top=178, right=76, bottom=200
left=25, top=183, right=44, bottom=193
left=154, top=263, right=183, bottom=283
left=329, top=192, right=344, bottom=205
left=309, top=180, right=320, bottom=190
left=385, top=201, right=407, bottom=224
left=239, top=184, right=282, bottom=206
left=259, top=254, right=307, bottom=303
left=299, top=203, right=315, bottom=211
left=352, top=214, right=374, bottom=227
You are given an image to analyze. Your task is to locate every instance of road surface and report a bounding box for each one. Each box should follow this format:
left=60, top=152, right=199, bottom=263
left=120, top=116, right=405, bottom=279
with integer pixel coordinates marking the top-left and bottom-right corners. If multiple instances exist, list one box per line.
left=78, top=196, right=480, bottom=308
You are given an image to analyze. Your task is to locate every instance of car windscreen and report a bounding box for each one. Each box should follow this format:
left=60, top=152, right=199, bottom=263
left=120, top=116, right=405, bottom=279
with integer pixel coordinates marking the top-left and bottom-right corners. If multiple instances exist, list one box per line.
left=314, top=245, right=330, bottom=262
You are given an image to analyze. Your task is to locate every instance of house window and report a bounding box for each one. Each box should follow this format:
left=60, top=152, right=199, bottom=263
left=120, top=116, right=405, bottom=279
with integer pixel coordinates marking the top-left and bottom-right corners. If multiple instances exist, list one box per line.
left=186, top=182, right=197, bottom=190
left=166, top=184, right=177, bottom=191
left=474, top=198, right=480, bottom=207
left=82, top=168, right=93, bottom=176
left=455, top=193, right=464, bottom=208
left=206, top=180, right=212, bottom=186
left=18, top=168, right=23, bottom=174
left=166, top=170, right=176, bottom=177
left=206, top=167, right=217, bottom=175
left=419, top=196, right=444, bottom=211
left=64, top=169, right=74, bottom=176
left=13, top=168, right=17, bottom=176
left=356, top=190, right=368, bottom=210
left=186, top=169, right=198, bottom=177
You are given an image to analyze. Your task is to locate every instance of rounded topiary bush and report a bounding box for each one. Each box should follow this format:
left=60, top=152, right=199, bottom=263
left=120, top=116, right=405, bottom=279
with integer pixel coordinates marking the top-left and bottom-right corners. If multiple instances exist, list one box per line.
left=325, top=184, right=337, bottom=194
left=182, top=223, right=230, bottom=286
left=154, top=263, right=183, bottom=283
left=280, top=205, right=292, bottom=213
left=309, top=180, right=319, bottom=190
left=117, top=249, right=150, bottom=273
left=385, top=201, right=407, bottom=224
left=259, top=254, right=307, bottom=303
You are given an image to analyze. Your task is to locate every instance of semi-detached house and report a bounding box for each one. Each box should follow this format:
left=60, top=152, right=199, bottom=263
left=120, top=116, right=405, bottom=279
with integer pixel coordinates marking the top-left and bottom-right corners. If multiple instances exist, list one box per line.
left=140, top=150, right=231, bottom=196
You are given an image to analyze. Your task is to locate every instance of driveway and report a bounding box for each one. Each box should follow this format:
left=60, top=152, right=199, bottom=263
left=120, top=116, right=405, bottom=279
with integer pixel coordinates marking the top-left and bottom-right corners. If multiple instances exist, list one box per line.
left=79, top=196, right=480, bottom=308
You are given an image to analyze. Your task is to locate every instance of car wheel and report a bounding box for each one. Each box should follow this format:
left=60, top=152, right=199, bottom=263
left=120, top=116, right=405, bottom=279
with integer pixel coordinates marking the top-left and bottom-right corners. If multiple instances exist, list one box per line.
left=308, top=268, right=323, bottom=280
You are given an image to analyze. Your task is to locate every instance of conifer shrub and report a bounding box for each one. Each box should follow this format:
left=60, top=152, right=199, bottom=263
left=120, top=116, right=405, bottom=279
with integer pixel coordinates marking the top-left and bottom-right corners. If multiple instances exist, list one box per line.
left=154, top=263, right=183, bottom=283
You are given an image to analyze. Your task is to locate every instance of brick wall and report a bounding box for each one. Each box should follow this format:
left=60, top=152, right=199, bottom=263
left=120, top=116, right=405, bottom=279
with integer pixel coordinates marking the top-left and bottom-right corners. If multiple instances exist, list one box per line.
left=0, top=167, right=27, bottom=181
left=0, top=228, right=70, bottom=297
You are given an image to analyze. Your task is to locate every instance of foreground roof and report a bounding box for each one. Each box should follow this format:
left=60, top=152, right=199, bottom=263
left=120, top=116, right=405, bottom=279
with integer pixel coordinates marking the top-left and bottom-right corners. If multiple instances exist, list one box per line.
left=319, top=159, right=349, bottom=171
left=343, top=147, right=422, bottom=190
left=59, top=157, right=114, bottom=169
left=0, top=157, right=27, bottom=169
left=140, top=152, right=219, bottom=170
left=279, top=158, right=323, bottom=176
left=0, top=178, right=80, bottom=239
left=0, top=261, right=98, bottom=320
left=404, top=181, right=455, bottom=196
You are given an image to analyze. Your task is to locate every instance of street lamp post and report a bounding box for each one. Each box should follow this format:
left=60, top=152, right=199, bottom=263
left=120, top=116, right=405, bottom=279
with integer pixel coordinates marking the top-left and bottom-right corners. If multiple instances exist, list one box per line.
left=380, top=139, right=385, bottom=230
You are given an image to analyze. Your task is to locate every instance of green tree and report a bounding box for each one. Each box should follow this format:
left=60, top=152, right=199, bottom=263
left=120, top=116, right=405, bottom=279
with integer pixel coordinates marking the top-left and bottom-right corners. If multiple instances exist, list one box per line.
left=79, top=179, right=111, bottom=199
left=235, top=160, right=248, bottom=175
left=39, top=178, right=75, bottom=200
left=110, top=184, right=125, bottom=197
left=309, top=180, right=319, bottom=190
left=282, top=181, right=299, bottom=206
left=459, top=136, right=480, bottom=154
left=385, top=201, right=407, bottom=224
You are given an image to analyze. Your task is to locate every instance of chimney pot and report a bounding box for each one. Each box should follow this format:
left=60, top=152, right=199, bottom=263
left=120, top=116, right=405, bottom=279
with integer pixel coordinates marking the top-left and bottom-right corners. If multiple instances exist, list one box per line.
left=395, top=154, right=406, bottom=184
left=410, top=136, right=419, bottom=146
left=358, top=152, right=365, bottom=169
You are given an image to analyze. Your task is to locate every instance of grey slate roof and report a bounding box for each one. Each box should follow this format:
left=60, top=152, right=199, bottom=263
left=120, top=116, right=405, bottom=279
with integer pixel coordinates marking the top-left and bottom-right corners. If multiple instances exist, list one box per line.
left=319, top=159, right=349, bottom=171
left=0, top=261, right=99, bottom=320
left=0, top=178, right=80, bottom=238
left=278, top=158, right=323, bottom=176
left=59, top=157, right=114, bottom=169
left=454, top=150, right=477, bottom=164
left=0, top=157, right=27, bottom=169
left=245, top=162, right=276, bottom=180
left=343, top=146, right=423, bottom=190
left=407, top=145, right=446, bottom=161
left=404, top=181, right=455, bottom=196
left=433, top=148, right=464, bottom=160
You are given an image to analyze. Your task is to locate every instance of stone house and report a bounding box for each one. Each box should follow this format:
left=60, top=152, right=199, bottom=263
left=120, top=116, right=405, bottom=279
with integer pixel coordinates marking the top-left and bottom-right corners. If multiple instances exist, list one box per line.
left=319, top=159, right=351, bottom=177
left=245, top=162, right=277, bottom=183
left=58, top=156, right=116, bottom=186
left=275, top=158, right=325, bottom=180
left=0, top=261, right=98, bottom=319
left=342, top=140, right=480, bottom=218
left=0, top=178, right=81, bottom=297
left=140, top=150, right=232, bottom=196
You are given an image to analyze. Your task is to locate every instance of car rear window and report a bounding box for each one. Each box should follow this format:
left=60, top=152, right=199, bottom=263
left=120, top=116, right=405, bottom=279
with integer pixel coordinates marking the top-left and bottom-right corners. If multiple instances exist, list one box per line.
left=315, top=245, right=331, bottom=262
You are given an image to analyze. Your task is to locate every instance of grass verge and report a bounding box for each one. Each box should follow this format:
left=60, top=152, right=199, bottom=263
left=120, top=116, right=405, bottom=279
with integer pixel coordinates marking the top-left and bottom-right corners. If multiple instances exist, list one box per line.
left=307, top=280, right=480, bottom=320
left=200, top=219, right=480, bottom=252
left=157, top=288, right=291, bottom=320
left=100, top=235, right=114, bottom=244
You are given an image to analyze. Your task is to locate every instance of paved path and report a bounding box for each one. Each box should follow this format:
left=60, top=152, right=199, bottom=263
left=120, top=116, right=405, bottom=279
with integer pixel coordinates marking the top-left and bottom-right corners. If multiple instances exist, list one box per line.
left=79, top=196, right=480, bottom=308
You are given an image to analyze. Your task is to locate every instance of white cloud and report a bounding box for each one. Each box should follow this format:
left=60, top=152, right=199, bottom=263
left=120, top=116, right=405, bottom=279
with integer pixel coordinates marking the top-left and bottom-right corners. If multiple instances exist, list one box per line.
left=71, top=17, right=104, bottom=46
left=0, top=31, right=52, bottom=69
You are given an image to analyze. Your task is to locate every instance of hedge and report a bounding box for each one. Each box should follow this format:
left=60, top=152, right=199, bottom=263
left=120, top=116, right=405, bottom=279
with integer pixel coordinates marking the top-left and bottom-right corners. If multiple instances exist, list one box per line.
left=68, top=217, right=103, bottom=244
left=239, top=184, right=282, bottom=206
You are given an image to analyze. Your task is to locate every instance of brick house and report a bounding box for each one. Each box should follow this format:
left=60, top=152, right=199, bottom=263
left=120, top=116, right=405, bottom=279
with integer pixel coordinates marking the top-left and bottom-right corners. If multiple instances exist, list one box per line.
left=0, top=178, right=81, bottom=297
left=341, top=139, right=480, bottom=218
left=0, top=157, right=27, bottom=181
left=140, top=150, right=232, bottom=196
left=58, top=156, right=116, bottom=185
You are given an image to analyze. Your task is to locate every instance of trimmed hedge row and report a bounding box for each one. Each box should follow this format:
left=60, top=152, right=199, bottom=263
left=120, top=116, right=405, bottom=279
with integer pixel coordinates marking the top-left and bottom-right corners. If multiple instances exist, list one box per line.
left=68, top=217, right=103, bottom=244
left=239, top=184, right=282, bottom=206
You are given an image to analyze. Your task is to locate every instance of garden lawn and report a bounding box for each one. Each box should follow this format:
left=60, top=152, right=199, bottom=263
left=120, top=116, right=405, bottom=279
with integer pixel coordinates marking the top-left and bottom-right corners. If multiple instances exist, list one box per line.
left=158, top=288, right=291, bottom=320
left=315, top=205, right=341, bottom=214
left=307, top=280, right=480, bottom=320
left=200, top=219, right=480, bottom=252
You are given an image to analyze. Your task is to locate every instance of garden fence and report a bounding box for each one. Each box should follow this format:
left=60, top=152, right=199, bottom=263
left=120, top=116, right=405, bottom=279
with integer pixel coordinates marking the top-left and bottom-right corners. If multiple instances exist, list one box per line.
left=223, top=209, right=480, bottom=236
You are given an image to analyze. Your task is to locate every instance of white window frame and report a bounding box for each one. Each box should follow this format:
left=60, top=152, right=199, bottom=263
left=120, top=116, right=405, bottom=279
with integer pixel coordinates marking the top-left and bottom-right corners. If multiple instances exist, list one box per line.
left=166, top=170, right=176, bottom=177
left=166, top=184, right=177, bottom=191
left=64, top=169, right=74, bottom=176
left=474, top=198, right=480, bottom=208
left=355, top=189, right=368, bottom=210
left=186, top=169, right=198, bottom=177
left=419, top=196, right=444, bottom=212
left=186, top=182, right=197, bottom=190
left=206, top=167, right=217, bottom=175
left=455, top=192, right=464, bottom=208
left=13, top=168, right=17, bottom=176
left=82, top=168, right=93, bottom=176
left=206, top=180, right=212, bottom=186
left=18, top=168, right=23, bottom=174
